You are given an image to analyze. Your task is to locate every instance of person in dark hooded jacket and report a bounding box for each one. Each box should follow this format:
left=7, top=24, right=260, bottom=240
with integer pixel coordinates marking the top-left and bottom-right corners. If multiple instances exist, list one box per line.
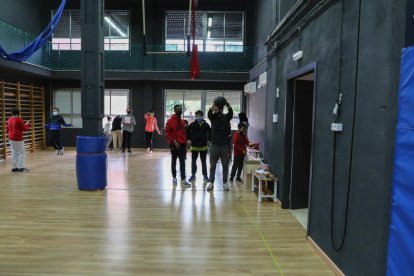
left=187, top=110, right=211, bottom=182
left=45, top=107, right=71, bottom=155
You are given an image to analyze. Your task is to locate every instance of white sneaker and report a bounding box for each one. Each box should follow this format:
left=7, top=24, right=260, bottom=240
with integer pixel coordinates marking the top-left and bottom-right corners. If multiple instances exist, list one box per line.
left=207, top=182, right=214, bottom=190
left=181, top=180, right=191, bottom=187
left=223, top=182, right=229, bottom=191
left=172, top=177, right=178, bottom=186
left=59, top=147, right=64, bottom=155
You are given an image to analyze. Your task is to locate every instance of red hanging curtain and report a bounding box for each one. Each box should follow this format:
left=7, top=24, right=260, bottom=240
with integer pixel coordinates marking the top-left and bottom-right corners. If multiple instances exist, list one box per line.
left=190, top=0, right=200, bottom=80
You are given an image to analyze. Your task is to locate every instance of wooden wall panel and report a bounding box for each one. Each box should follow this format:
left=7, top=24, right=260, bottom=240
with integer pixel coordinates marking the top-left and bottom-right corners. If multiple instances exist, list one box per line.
left=0, top=80, right=46, bottom=160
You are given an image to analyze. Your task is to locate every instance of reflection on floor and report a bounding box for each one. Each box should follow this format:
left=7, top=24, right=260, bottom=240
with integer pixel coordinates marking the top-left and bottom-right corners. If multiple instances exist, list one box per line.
left=0, top=149, right=332, bottom=275
left=290, top=208, right=309, bottom=230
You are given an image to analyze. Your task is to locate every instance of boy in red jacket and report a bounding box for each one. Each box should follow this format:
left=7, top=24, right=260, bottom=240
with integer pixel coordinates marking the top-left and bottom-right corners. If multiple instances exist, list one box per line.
left=230, top=123, right=251, bottom=182
left=165, top=105, right=191, bottom=187
left=6, top=108, right=30, bottom=172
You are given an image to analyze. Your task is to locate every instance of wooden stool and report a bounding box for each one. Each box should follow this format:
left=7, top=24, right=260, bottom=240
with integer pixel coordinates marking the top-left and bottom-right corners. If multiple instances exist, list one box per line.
left=251, top=170, right=278, bottom=203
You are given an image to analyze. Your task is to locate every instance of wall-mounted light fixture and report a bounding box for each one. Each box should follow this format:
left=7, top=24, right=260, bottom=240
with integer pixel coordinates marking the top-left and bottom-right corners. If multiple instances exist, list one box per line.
left=292, top=50, right=303, bottom=61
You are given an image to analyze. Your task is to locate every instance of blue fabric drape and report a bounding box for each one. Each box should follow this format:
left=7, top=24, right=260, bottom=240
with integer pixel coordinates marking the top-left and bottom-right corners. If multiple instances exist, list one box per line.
left=386, top=46, right=414, bottom=275
left=0, top=0, right=67, bottom=62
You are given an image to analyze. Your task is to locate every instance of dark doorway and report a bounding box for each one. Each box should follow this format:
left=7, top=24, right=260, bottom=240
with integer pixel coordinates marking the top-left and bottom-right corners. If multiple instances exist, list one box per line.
left=285, top=72, right=315, bottom=213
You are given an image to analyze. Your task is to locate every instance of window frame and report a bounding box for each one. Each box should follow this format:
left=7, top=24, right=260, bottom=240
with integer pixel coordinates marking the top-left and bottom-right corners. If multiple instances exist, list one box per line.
left=104, top=89, right=131, bottom=116
left=164, top=89, right=242, bottom=130
left=53, top=89, right=82, bottom=128
left=51, top=9, right=131, bottom=51
left=164, top=10, right=245, bottom=52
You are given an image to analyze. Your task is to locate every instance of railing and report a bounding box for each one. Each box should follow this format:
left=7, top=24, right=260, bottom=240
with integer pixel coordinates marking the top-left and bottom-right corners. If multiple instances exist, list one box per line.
left=0, top=20, right=254, bottom=73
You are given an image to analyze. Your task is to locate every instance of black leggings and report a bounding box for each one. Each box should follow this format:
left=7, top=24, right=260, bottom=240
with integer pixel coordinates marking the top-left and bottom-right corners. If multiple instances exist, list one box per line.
left=145, top=131, right=154, bottom=149
left=50, top=130, right=62, bottom=150
left=230, top=154, right=245, bottom=179
left=191, top=150, right=208, bottom=176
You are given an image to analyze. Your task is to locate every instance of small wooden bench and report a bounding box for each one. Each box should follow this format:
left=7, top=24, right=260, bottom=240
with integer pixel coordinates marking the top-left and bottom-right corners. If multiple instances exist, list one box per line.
left=251, top=170, right=279, bottom=203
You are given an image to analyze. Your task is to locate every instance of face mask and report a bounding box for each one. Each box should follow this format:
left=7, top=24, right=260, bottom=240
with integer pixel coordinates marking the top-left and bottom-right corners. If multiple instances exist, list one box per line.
left=127, top=111, right=131, bottom=114
left=196, top=117, right=203, bottom=122
left=175, top=111, right=182, bottom=116
left=53, top=112, right=58, bottom=116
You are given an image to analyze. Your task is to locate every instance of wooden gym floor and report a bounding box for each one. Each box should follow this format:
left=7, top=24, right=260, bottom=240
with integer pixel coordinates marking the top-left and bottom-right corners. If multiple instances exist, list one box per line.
left=0, top=149, right=333, bottom=275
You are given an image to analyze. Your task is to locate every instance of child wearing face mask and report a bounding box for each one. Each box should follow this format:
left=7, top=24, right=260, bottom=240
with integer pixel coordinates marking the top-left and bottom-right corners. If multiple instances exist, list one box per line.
left=144, top=109, right=161, bottom=154
left=186, top=110, right=211, bottom=182
left=165, top=104, right=191, bottom=187
left=230, top=123, right=251, bottom=183
left=45, top=107, right=72, bottom=155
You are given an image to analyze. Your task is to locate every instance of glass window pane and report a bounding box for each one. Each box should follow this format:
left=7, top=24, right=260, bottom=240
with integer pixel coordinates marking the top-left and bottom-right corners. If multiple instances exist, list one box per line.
left=110, top=89, right=129, bottom=115
left=206, top=40, right=224, bottom=52
left=104, top=90, right=111, bottom=115
left=225, top=41, right=243, bottom=52
left=166, top=11, right=186, bottom=40
left=165, top=90, right=184, bottom=124
left=207, top=13, right=224, bottom=39
left=183, top=91, right=201, bottom=123
left=166, top=39, right=185, bottom=51
left=205, top=91, right=223, bottom=113
left=105, top=12, right=129, bottom=38
left=54, top=90, right=72, bottom=114
left=72, top=116, right=83, bottom=128
left=54, top=11, right=71, bottom=37
left=72, top=91, right=81, bottom=114
left=225, top=13, right=243, bottom=40
left=52, top=38, right=71, bottom=50
left=110, top=11, right=129, bottom=37
left=109, top=38, right=129, bottom=51
left=71, top=38, right=81, bottom=50
left=224, top=91, right=242, bottom=130
left=71, top=11, right=81, bottom=37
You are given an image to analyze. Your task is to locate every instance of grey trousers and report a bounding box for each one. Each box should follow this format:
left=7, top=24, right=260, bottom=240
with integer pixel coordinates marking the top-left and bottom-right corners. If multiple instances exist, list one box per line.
left=209, top=144, right=231, bottom=183
left=9, top=140, right=26, bottom=169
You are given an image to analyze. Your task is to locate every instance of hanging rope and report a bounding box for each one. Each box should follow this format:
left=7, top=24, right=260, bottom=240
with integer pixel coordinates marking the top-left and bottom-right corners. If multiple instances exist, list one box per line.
left=190, top=0, right=200, bottom=80
left=0, top=0, right=67, bottom=62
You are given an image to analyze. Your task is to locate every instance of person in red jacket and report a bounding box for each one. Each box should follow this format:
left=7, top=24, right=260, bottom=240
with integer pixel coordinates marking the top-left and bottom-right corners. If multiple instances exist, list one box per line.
left=6, top=107, right=30, bottom=172
left=230, top=123, right=251, bottom=182
left=165, top=104, right=191, bottom=187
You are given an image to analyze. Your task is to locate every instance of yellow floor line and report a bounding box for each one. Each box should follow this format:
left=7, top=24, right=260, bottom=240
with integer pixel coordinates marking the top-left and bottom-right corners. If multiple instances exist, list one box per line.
left=238, top=191, right=284, bottom=276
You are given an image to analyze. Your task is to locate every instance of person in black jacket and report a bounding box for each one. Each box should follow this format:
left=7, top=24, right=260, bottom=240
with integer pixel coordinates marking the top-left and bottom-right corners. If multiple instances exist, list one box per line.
left=45, top=107, right=71, bottom=155
left=111, top=115, right=123, bottom=149
left=206, top=97, right=233, bottom=191
left=187, top=110, right=211, bottom=182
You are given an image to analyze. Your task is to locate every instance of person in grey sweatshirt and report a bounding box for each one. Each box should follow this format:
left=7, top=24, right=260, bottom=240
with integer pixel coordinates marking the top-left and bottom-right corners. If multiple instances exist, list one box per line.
left=121, top=107, right=136, bottom=153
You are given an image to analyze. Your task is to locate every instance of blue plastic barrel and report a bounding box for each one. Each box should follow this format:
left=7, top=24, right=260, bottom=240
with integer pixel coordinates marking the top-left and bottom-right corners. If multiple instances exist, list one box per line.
left=76, top=136, right=107, bottom=190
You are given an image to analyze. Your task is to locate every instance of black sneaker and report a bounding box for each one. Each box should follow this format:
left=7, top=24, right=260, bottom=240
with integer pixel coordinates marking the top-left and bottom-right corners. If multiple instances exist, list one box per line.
left=11, top=168, right=19, bottom=172
left=127, top=149, right=132, bottom=153
left=236, top=177, right=243, bottom=182
left=18, top=168, right=30, bottom=172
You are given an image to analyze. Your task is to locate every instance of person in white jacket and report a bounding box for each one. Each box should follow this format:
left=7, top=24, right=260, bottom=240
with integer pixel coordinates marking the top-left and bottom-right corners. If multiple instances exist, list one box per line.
left=103, top=116, right=112, bottom=150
